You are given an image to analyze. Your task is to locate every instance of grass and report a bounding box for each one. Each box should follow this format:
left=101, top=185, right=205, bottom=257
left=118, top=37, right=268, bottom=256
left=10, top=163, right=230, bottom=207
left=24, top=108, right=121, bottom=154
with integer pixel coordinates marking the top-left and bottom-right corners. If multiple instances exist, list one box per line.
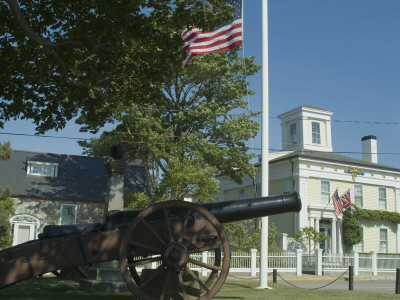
left=0, top=277, right=398, bottom=300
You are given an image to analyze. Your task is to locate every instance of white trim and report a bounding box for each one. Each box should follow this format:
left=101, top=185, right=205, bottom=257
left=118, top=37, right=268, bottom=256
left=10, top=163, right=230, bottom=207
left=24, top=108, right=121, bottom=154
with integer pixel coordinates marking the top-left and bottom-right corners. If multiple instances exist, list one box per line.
left=378, top=186, right=388, bottom=211
left=379, top=226, right=389, bottom=253
left=10, top=214, right=40, bottom=246
left=27, top=161, right=59, bottom=177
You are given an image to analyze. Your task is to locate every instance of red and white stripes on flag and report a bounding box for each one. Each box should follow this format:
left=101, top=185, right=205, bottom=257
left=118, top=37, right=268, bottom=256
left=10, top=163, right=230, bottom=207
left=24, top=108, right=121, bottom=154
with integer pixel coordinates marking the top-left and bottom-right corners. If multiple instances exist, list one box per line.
left=332, top=188, right=343, bottom=216
left=181, top=0, right=243, bottom=66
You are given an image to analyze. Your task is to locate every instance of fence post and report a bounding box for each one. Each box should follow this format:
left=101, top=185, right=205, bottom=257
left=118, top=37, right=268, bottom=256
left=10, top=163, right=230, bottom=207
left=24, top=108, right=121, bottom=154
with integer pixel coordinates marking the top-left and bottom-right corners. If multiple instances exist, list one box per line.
left=370, top=251, right=378, bottom=276
left=348, top=266, right=354, bottom=290
left=202, top=251, right=208, bottom=277
left=352, top=251, right=359, bottom=276
left=396, top=268, right=400, bottom=294
left=273, top=269, right=277, bottom=283
left=315, top=249, right=323, bottom=276
left=280, top=233, right=288, bottom=251
left=250, top=248, right=257, bottom=277
left=296, top=249, right=303, bottom=276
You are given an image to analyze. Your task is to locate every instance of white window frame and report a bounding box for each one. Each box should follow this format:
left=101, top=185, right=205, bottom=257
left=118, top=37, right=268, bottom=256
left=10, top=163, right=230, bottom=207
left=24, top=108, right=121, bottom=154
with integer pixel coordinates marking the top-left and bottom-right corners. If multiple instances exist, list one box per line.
left=9, top=214, right=40, bottom=246
left=312, top=121, right=321, bottom=144
left=60, top=204, right=77, bottom=225
left=320, top=180, right=330, bottom=205
left=289, top=122, right=297, bottom=145
left=354, top=184, right=363, bottom=208
left=378, top=187, right=387, bottom=210
left=379, top=227, right=388, bottom=253
left=27, top=161, right=59, bottom=177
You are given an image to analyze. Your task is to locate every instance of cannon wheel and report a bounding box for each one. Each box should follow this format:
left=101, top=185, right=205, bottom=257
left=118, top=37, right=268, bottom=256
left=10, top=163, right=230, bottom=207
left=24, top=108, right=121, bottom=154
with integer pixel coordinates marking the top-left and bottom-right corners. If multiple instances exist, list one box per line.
left=119, top=201, right=230, bottom=300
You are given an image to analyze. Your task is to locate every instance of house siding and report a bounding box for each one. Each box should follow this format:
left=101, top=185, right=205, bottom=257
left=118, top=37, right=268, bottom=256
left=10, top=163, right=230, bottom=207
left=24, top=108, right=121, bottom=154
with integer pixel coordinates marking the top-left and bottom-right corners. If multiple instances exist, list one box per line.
left=362, top=219, right=397, bottom=253
left=270, top=212, right=295, bottom=237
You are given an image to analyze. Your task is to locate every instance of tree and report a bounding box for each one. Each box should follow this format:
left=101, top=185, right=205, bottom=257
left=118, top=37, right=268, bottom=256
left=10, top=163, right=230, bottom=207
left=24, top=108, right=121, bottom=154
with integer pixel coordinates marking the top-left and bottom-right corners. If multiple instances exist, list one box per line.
left=223, top=220, right=260, bottom=253
left=342, top=210, right=363, bottom=252
left=0, top=185, right=14, bottom=249
left=0, top=141, right=12, bottom=160
left=0, top=141, right=13, bottom=249
left=80, top=50, right=260, bottom=202
left=1, top=0, right=234, bottom=133
left=294, top=226, right=327, bottom=253
left=223, top=221, right=280, bottom=253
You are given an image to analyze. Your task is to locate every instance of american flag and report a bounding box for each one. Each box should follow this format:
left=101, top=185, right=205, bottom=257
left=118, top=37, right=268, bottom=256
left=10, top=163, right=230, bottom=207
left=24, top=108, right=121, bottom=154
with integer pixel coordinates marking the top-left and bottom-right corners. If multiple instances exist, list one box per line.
left=181, top=0, right=243, bottom=66
left=332, top=188, right=343, bottom=217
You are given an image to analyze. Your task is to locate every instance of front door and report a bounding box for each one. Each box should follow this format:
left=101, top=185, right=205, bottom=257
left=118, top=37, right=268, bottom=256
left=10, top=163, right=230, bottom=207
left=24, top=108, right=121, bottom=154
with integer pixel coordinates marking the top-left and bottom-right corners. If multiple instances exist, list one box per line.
left=319, top=220, right=331, bottom=253
left=16, top=225, right=31, bottom=244
left=10, top=214, right=40, bottom=246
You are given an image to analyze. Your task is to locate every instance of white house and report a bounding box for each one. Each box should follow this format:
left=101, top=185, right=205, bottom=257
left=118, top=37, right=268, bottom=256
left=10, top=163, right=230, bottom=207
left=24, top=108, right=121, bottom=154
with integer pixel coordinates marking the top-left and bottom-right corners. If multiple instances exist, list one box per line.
left=218, top=105, right=400, bottom=254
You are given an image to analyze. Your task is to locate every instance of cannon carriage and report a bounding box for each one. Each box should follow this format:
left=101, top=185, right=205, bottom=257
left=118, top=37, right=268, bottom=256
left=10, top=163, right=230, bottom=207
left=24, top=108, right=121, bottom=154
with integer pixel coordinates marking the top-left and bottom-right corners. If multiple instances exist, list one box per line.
left=0, top=192, right=301, bottom=299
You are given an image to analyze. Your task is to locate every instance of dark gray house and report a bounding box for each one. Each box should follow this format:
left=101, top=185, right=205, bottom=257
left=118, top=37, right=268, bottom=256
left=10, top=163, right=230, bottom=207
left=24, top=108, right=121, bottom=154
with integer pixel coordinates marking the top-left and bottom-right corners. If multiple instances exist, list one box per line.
left=0, top=150, right=147, bottom=246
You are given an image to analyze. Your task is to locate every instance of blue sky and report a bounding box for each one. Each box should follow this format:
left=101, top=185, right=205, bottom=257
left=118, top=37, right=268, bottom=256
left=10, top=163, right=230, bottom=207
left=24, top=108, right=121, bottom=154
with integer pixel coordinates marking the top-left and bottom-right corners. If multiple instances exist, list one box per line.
left=1, top=0, right=400, bottom=168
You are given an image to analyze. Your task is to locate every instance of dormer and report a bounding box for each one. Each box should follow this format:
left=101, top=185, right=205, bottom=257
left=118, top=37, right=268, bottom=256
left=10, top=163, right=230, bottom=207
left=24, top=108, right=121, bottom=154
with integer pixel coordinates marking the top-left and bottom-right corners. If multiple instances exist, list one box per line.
left=278, top=105, right=333, bottom=152
left=27, top=161, right=59, bottom=177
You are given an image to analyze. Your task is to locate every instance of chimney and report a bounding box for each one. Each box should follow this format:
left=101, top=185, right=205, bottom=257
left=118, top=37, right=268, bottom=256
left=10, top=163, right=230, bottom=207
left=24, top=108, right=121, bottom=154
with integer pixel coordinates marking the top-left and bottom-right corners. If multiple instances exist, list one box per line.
left=362, top=135, right=377, bottom=163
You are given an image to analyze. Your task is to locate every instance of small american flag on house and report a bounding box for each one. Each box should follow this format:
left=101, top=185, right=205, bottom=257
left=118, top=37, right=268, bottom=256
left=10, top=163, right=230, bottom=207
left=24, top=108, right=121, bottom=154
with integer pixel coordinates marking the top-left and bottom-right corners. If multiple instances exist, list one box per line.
left=332, top=188, right=343, bottom=216
left=181, top=0, right=243, bottom=66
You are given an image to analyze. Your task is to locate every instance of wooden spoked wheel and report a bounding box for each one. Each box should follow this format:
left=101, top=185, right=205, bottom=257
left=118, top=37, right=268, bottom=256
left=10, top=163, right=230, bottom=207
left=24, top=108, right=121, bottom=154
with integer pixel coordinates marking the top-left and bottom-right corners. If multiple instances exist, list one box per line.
left=119, top=201, right=230, bottom=300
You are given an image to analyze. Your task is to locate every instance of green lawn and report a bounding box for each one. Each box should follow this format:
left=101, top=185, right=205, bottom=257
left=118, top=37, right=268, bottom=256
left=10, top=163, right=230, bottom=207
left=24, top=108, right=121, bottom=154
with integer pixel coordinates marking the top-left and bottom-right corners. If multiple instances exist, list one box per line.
left=0, top=277, right=398, bottom=300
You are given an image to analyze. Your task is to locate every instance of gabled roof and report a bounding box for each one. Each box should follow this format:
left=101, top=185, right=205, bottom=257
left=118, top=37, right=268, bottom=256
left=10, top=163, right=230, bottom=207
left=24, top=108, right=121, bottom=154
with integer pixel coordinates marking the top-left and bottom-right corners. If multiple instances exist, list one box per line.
left=0, top=150, right=147, bottom=202
left=267, top=150, right=400, bottom=173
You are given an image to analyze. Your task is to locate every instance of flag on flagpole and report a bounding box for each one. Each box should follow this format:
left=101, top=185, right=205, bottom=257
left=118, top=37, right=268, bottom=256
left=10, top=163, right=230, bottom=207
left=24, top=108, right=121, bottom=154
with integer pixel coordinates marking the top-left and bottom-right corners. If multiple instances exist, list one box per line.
left=332, top=188, right=343, bottom=216
left=181, top=0, right=243, bottom=66
left=340, top=189, right=356, bottom=214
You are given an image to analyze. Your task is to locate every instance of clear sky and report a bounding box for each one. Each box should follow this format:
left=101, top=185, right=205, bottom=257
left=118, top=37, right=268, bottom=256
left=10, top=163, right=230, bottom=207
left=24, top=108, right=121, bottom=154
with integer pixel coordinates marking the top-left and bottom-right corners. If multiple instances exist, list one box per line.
left=1, top=0, right=400, bottom=168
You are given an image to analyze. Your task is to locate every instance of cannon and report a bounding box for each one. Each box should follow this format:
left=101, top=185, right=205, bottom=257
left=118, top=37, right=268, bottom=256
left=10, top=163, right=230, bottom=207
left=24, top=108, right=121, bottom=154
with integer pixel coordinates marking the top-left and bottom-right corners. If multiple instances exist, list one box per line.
left=0, top=192, right=301, bottom=299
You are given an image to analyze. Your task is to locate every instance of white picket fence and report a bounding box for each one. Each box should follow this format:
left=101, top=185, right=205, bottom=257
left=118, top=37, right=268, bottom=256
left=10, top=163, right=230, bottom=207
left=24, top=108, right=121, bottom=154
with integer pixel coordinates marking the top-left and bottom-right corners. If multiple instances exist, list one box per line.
left=185, top=250, right=400, bottom=276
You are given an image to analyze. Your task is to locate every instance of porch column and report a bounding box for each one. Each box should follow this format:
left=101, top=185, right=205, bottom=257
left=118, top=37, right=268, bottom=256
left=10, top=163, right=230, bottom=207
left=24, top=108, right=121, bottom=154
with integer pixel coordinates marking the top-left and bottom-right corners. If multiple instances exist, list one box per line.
left=315, top=218, right=320, bottom=252
left=331, top=219, right=337, bottom=254
left=315, top=218, right=320, bottom=232
left=310, top=217, right=315, bottom=252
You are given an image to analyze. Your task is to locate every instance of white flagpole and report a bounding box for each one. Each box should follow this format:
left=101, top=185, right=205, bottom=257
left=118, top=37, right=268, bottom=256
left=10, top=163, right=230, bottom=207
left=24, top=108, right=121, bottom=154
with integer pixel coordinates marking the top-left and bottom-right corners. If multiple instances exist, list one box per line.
left=257, top=0, right=271, bottom=289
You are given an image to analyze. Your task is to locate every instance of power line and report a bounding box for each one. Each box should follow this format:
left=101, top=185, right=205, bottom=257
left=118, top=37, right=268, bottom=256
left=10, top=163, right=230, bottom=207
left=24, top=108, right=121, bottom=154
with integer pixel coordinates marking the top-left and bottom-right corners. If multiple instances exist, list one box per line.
left=2, top=131, right=400, bottom=157
left=0, top=131, right=91, bottom=141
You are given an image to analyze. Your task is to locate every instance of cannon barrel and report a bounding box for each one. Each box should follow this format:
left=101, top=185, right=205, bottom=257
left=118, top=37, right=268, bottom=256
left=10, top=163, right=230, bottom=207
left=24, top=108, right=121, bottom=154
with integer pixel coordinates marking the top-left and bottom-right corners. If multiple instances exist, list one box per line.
left=101, top=192, right=301, bottom=231
left=200, top=191, right=301, bottom=223
left=40, top=192, right=301, bottom=238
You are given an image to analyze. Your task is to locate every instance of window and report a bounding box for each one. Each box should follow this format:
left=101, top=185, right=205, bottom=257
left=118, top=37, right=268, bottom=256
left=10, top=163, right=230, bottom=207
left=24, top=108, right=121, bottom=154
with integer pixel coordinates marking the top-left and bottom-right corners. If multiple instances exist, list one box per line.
left=238, top=188, right=246, bottom=200
left=289, top=123, right=297, bottom=145
left=379, top=187, right=387, bottom=210
left=379, top=228, right=388, bottom=253
left=283, top=179, right=292, bottom=194
left=27, top=161, right=58, bottom=177
left=60, top=204, right=77, bottom=225
left=320, top=180, right=330, bottom=205
left=312, top=122, right=321, bottom=144
left=256, top=184, right=261, bottom=198
left=354, top=184, right=363, bottom=207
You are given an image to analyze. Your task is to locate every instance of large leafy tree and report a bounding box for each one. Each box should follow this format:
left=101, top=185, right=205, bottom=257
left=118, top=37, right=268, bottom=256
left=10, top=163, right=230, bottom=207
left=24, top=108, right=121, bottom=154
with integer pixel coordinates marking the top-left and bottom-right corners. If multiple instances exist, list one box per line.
left=0, top=0, right=233, bottom=133
left=0, top=141, right=13, bottom=249
left=80, top=50, right=260, bottom=202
